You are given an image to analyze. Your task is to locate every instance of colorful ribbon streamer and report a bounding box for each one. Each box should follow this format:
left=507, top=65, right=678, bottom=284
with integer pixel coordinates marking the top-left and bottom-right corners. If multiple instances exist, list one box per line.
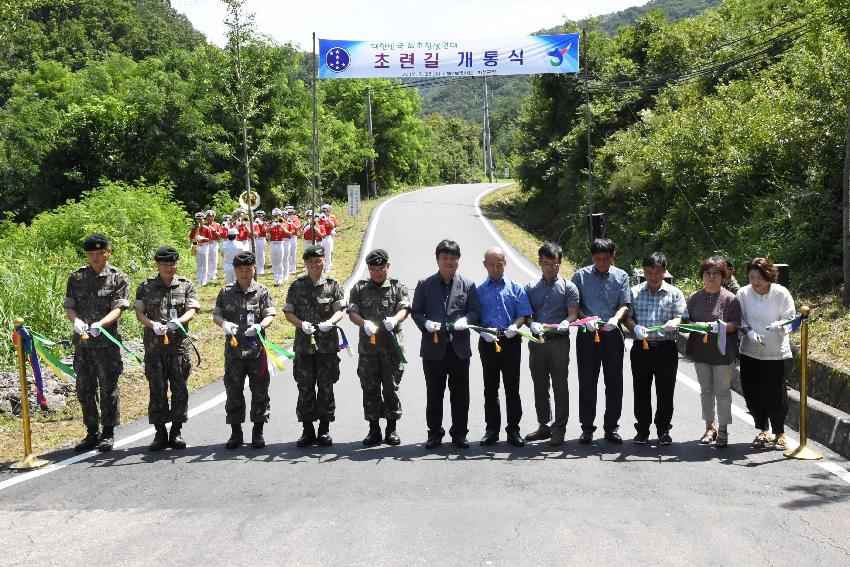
left=14, top=328, right=48, bottom=408
left=98, top=326, right=143, bottom=366
left=256, top=331, right=296, bottom=376
left=768, top=316, right=803, bottom=333
left=331, top=325, right=353, bottom=357
left=390, top=332, right=408, bottom=364
left=448, top=323, right=542, bottom=344
left=27, top=329, right=75, bottom=382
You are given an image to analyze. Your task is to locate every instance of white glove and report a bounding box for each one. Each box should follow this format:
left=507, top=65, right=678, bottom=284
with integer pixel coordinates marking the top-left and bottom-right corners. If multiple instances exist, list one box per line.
left=452, top=317, right=468, bottom=331
left=530, top=322, right=545, bottom=335
left=557, top=320, right=570, bottom=332
left=585, top=319, right=599, bottom=332
left=383, top=317, right=396, bottom=332
left=244, top=323, right=262, bottom=337
left=425, top=320, right=441, bottom=333
left=662, top=320, right=678, bottom=333
left=317, top=320, right=333, bottom=332
left=88, top=322, right=103, bottom=337
left=603, top=317, right=619, bottom=331
left=220, top=320, right=239, bottom=335
left=767, top=320, right=786, bottom=332
left=480, top=332, right=497, bottom=343
left=504, top=324, right=519, bottom=338
left=152, top=322, right=168, bottom=336
left=633, top=324, right=649, bottom=340
left=301, top=321, right=315, bottom=335
left=746, top=330, right=762, bottom=343
left=167, top=318, right=181, bottom=331
left=709, top=321, right=722, bottom=334
left=73, top=318, right=89, bottom=336
left=363, top=321, right=379, bottom=336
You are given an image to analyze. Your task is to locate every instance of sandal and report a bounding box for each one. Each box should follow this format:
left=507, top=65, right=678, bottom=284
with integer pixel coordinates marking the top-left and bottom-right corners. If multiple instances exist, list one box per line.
left=700, top=428, right=717, bottom=445
left=774, top=433, right=788, bottom=451
left=752, top=431, right=767, bottom=448
left=715, top=431, right=728, bottom=448
left=763, top=432, right=776, bottom=447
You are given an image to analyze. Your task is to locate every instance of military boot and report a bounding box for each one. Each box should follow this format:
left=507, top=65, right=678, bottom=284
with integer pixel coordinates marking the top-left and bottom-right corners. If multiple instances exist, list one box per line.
left=169, top=424, right=186, bottom=450
left=362, top=420, right=382, bottom=447
left=317, top=420, right=333, bottom=447
left=74, top=428, right=100, bottom=452
left=148, top=425, right=168, bottom=451
left=384, top=419, right=400, bottom=446
left=251, top=422, right=266, bottom=449
left=296, top=421, right=316, bottom=448
left=225, top=424, right=243, bottom=449
left=98, top=427, right=114, bottom=452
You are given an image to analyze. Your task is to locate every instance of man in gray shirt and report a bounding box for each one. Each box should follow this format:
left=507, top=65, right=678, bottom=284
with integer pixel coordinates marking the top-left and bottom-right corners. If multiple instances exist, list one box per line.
left=571, top=238, right=630, bottom=445
left=524, top=243, right=579, bottom=446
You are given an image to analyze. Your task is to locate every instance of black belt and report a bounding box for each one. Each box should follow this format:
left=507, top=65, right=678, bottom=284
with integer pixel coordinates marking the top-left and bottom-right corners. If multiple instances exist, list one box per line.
left=641, top=340, right=675, bottom=348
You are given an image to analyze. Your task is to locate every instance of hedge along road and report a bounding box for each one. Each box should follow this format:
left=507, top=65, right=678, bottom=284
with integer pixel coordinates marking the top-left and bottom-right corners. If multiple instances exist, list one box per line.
left=0, top=183, right=849, bottom=566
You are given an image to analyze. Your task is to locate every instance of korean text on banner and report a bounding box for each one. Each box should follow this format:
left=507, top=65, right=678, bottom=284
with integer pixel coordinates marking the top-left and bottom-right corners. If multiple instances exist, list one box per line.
left=319, top=35, right=580, bottom=79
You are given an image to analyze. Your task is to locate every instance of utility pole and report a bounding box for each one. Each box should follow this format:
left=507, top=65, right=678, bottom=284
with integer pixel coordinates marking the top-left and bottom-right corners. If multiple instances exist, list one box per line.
left=483, top=77, right=494, bottom=183
left=231, top=2, right=256, bottom=261
left=365, top=87, right=377, bottom=197
left=311, top=32, right=318, bottom=244
left=583, top=28, right=593, bottom=244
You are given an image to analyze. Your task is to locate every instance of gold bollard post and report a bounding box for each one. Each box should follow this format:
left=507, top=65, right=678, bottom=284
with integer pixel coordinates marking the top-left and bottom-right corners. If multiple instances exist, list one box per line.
left=784, top=306, right=823, bottom=460
left=10, top=318, right=49, bottom=471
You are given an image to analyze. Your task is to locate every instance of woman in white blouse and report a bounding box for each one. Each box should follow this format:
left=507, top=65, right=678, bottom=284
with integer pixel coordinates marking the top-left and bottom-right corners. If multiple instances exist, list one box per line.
left=737, top=258, right=795, bottom=451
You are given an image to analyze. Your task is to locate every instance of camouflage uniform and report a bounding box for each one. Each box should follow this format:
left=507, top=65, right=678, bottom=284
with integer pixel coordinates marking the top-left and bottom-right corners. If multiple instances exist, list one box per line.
left=63, top=264, right=130, bottom=430
left=213, top=280, right=277, bottom=424
left=284, top=273, right=345, bottom=422
left=134, top=275, right=200, bottom=425
left=348, top=278, right=410, bottom=422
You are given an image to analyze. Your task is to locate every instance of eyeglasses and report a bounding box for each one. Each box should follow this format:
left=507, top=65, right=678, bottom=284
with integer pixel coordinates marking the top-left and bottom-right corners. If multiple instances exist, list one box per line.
left=703, top=271, right=722, bottom=278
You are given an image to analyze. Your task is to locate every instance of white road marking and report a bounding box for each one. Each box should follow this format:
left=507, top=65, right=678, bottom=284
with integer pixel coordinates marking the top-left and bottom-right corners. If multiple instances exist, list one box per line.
left=473, top=184, right=538, bottom=281
left=0, top=183, right=422, bottom=493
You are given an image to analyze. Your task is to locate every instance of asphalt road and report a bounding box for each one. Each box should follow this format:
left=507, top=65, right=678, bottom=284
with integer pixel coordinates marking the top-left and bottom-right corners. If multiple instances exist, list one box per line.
left=1, top=183, right=849, bottom=566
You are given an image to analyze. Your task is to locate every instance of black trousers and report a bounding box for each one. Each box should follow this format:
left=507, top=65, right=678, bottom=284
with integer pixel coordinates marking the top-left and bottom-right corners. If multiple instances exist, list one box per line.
left=739, top=355, right=788, bottom=434
left=479, top=335, right=522, bottom=434
left=630, top=341, right=678, bottom=435
left=423, top=344, right=470, bottom=437
left=576, top=330, right=624, bottom=433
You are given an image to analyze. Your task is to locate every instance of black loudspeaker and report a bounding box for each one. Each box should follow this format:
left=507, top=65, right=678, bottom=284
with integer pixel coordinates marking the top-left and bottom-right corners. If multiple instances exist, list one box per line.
left=775, top=264, right=790, bottom=288
left=588, top=213, right=606, bottom=240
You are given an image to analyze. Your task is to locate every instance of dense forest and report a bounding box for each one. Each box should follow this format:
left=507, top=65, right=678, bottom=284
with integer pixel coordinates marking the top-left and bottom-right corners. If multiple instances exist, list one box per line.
left=509, top=0, right=850, bottom=289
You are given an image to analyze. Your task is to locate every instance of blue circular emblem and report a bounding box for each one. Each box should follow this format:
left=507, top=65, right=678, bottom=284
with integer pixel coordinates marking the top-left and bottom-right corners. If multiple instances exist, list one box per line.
left=326, top=47, right=350, bottom=73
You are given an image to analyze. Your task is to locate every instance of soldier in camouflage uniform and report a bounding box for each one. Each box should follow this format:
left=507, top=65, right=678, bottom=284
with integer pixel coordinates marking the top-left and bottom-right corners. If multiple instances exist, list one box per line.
left=347, top=249, right=410, bottom=446
left=213, top=250, right=278, bottom=449
left=283, top=244, right=345, bottom=447
left=134, top=246, right=199, bottom=451
left=63, top=233, right=130, bottom=453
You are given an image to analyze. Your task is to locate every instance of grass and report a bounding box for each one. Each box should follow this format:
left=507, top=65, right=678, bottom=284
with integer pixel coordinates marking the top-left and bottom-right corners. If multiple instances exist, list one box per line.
left=0, top=194, right=387, bottom=465
left=480, top=182, right=576, bottom=278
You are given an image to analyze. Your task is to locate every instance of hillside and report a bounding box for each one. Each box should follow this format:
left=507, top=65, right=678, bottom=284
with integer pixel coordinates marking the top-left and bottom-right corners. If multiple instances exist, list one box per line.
left=419, top=0, right=722, bottom=123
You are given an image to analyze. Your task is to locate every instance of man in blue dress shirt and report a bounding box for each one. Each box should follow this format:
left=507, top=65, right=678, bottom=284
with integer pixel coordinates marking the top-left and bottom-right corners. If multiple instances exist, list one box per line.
left=571, top=238, right=631, bottom=445
left=411, top=240, right=481, bottom=449
left=477, top=247, right=533, bottom=447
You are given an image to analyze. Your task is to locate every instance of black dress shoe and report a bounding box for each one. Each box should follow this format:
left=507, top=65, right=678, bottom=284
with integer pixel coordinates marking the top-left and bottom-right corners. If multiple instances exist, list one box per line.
left=524, top=426, right=551, bottom=442
left=451, top=435, right=470, bottom=449
left=74, top=431, right=100, bottom=452
left=424, top=435, right=442, bottom=449
left=98, top=429, right=114, bottom=452
left=479, top=431, right=498, bottom=446
left=363, top=429, right=382, bottom=447
left=317, top=433, right=333, bottom=447
left=506, top=431, right=525, bottom=447
left=604, top=431, right=623, bottom=444
left=578, top=431, right=593, bottom=445
left=384, top=430, right=400, bottom=446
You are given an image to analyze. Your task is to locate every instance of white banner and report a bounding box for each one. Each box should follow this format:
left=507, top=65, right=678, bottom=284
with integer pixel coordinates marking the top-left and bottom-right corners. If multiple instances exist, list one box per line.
left=319, top=34, right=579, bottom=79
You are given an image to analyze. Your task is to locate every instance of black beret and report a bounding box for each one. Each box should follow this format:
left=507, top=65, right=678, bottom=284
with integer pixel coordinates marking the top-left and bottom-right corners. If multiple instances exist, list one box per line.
left=303, top=244, right=325, bottom=259
left=154, top=246, right=179, bottom=262
left=83, top=233, right=109, bottom=252
left=233, top=251, right=256, bottom=267
left=365, top=248, right=389, bottom=266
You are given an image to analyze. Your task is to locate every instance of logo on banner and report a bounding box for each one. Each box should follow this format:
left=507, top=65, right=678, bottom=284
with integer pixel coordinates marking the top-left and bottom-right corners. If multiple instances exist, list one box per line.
left=326, top=47, right=351, bottom=73
left=547, top=41, right=573, bottom=67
